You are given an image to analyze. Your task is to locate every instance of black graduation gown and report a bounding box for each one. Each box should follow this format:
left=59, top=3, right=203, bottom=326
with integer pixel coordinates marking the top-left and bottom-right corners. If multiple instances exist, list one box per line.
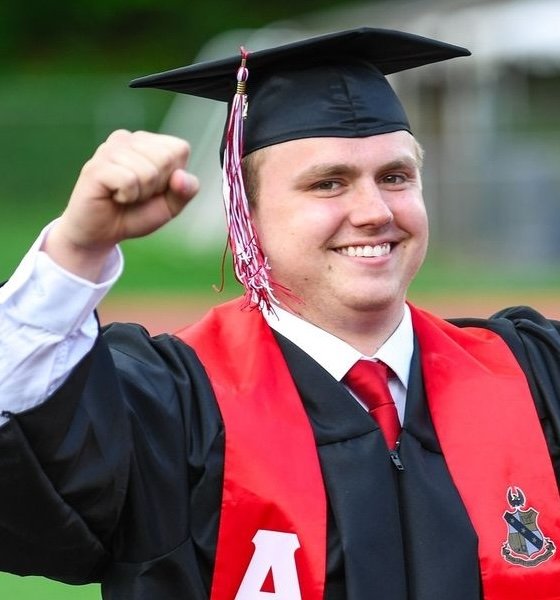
left=0, top=306, right=559, bottom=599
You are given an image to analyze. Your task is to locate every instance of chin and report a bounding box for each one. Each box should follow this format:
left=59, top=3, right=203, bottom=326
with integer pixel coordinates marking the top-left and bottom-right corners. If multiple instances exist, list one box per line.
left=346, top=293, right=402, bottom=314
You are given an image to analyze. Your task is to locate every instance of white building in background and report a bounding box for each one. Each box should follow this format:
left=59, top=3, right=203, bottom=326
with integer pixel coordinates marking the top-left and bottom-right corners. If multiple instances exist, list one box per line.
left=161, top=0, right=560, bottom=270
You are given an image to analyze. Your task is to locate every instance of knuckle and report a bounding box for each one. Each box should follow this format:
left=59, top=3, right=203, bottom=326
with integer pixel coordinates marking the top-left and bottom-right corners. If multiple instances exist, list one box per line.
left=109, top=128, right=132, bottom=140
left=176, top=138, right=190, bottom=155
left=143, top=162, right=161, bottom=190
left=173, top=138, right=191, bottom=163
left=80, top=158, right=96, bottom=176
left=104, top=129, right=132, bottom=150
left=163, top=148, right=177, bottom=170
left=121, top=169, right=139, bottom=190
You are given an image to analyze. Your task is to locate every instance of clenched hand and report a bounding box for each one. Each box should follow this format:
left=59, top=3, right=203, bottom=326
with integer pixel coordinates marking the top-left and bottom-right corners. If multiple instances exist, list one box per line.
left=45, top=130, right=199, bottom=281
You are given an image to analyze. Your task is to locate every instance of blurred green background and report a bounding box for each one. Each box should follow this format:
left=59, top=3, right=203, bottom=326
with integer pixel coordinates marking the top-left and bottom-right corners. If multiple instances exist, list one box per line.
left=0, top=0, right=351, bottom=295
left=1, top=0, right=559, bottom=597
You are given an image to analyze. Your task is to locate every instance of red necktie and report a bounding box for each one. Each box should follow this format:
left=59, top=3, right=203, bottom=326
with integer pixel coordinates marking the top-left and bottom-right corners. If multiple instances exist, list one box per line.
left=344, top=360, right=401, bottom=449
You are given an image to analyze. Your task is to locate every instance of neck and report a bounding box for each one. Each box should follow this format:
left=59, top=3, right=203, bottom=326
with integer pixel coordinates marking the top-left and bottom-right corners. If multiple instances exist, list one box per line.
left=276, top=298, right=406, bottom=356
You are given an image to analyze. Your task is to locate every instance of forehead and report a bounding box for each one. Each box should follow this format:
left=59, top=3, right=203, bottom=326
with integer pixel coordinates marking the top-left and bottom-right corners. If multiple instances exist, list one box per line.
left=256, top=131, right=420, bottom=173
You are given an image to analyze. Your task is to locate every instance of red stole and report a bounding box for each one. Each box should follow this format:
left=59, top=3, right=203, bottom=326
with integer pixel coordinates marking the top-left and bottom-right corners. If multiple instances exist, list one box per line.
left=176, top=298, right=560, bottom=600
left=410, top=304, right=560, bottom=598
left=176, top=299, right=327, bottom=600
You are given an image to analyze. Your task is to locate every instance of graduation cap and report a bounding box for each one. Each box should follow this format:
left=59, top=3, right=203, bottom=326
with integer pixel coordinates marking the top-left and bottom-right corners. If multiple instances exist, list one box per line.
left=130, top=28, right=470, bottom=311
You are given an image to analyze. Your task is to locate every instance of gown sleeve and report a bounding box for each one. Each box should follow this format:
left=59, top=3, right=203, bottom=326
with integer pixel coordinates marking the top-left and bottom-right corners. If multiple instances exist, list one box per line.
left=0, top=321, right=224, bottom=592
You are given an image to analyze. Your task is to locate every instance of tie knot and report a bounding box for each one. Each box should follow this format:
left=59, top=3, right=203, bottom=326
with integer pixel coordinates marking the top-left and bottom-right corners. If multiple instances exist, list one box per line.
left=344, top=360, right=392, bottom=411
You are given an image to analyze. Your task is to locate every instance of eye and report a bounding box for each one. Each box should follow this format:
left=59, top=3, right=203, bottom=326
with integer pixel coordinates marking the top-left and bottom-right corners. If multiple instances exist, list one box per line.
left=312, top=180, right=343, bottom=192
left=381, top=173, right=407, bottom=185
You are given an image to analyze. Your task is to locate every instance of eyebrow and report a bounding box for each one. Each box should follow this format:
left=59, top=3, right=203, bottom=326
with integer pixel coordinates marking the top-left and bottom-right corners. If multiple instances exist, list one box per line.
left=378, top=157, right=419, bottom=172
left=293, top=155, right=419, bottom=187
left=293, top=163, right=360, bottom=187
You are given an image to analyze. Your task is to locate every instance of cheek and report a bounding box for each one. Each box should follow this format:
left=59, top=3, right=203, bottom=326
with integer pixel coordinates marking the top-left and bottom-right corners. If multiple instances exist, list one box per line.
left=253, top=198, right=345, bottom=265
left=254, top=213, right=298, bottom=265
left=395, top=198, right=428, bottom=235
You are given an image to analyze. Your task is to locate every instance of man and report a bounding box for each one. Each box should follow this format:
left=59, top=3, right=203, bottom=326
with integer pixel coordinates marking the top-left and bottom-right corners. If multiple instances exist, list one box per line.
left=1, top=28, right=560, bottom=600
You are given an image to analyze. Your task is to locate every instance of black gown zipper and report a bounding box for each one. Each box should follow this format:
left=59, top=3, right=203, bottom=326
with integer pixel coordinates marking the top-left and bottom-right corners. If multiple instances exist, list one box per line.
left=389, top=441, right=404, bottom=471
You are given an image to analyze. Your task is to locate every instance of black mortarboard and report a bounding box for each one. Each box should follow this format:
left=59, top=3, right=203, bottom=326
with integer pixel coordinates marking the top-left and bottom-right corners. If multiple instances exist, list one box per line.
left=130, top=28, right=470, bottom=312
left=130, top=27, right=470, bottom=157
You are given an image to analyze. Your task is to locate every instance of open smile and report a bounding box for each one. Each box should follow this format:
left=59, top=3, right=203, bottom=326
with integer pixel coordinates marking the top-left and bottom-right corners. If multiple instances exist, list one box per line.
left=335, top=242, right=392, bottom=257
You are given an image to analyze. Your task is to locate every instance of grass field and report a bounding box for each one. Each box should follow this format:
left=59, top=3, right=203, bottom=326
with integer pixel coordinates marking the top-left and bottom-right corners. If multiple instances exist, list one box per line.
left=0, top=574, right=100, bottom=599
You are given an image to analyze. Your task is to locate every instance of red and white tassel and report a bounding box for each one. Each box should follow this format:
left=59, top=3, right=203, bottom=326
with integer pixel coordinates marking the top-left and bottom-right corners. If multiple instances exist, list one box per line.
left=222, top=47, right=277, bottom=312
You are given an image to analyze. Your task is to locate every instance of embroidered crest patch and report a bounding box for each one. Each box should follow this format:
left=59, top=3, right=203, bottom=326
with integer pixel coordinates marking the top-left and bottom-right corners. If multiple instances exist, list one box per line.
left=501, top=486, right=556, bottom=567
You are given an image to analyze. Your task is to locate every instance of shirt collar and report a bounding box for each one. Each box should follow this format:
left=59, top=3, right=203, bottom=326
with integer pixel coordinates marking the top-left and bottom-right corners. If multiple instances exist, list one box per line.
left=263, top=304, right=413, bottom=389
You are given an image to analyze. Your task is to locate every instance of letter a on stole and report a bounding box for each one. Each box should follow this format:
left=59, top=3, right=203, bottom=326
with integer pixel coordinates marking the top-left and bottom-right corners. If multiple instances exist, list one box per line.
left=235, top=530, right=302, bottom=600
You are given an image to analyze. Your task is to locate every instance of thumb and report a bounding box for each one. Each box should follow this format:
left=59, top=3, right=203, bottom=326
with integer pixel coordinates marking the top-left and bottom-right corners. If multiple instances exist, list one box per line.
left=165, top=169, right=200, bottom=217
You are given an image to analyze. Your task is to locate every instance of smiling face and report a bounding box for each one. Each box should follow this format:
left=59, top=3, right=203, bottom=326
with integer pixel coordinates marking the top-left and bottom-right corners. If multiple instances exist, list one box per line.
left=250, top=130, right=429, bottom=339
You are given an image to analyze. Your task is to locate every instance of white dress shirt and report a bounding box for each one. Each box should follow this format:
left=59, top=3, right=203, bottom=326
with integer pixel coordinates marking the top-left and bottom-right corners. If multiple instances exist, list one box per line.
left=264, top=305, right=413, bottom=424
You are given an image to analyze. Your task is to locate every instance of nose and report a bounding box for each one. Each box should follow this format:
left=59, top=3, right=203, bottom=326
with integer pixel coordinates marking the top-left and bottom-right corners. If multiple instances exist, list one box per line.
left=348, top=182, right=393, bottom=228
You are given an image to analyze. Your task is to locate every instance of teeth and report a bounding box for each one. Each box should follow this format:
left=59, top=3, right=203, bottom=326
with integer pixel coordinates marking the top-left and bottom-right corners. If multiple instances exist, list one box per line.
left=339, top=243, right=391, bottom=257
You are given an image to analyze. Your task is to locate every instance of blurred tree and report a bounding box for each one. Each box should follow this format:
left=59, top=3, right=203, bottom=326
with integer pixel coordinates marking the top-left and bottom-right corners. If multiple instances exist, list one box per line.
left=0, top=0, right=360, bottom=70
